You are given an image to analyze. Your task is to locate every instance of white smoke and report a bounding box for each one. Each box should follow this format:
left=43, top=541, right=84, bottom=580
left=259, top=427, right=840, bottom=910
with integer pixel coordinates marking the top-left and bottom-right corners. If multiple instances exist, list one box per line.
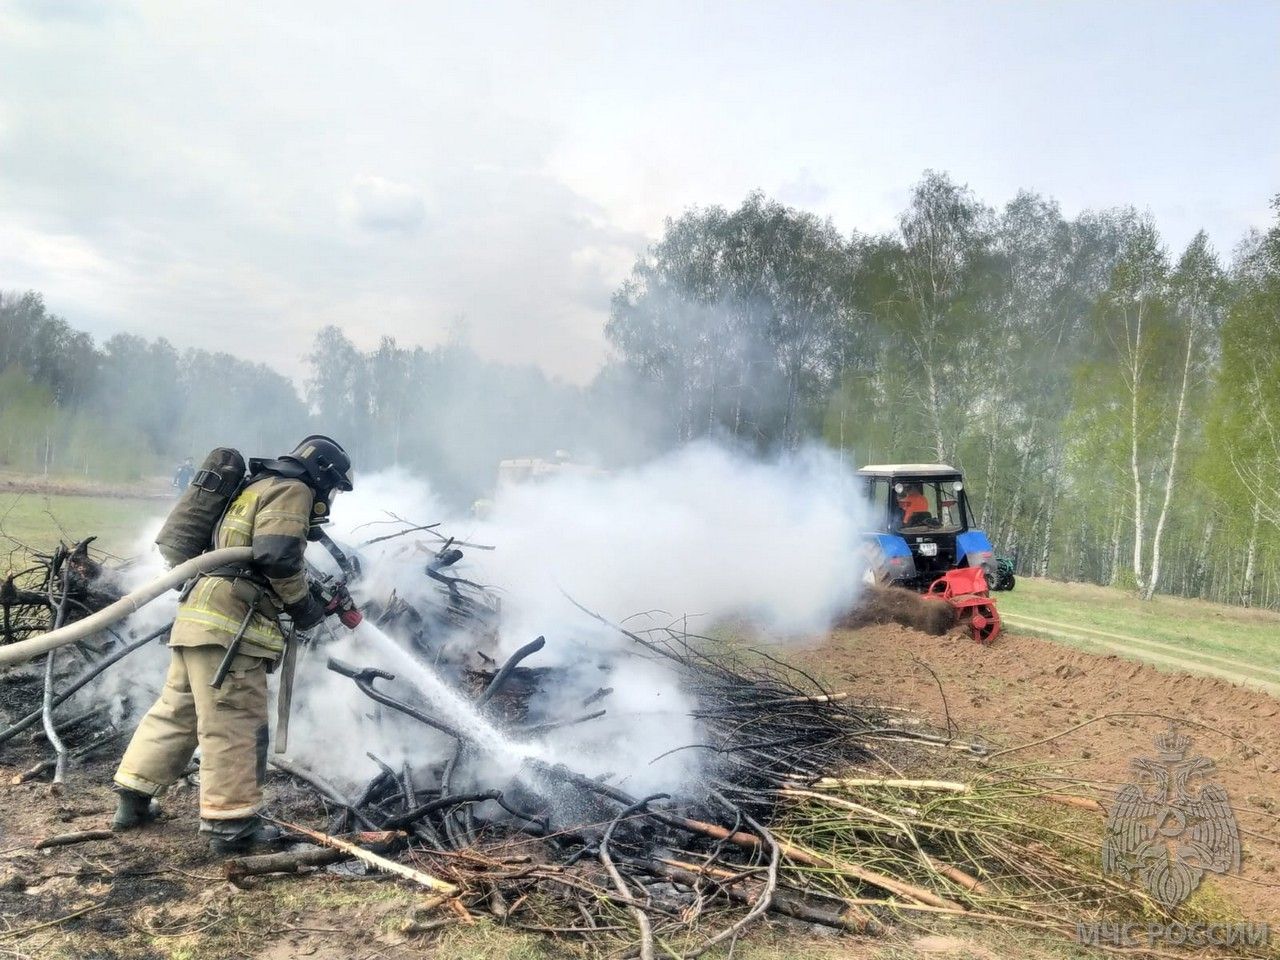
left=81, top=520, right=180, bottom=727
left=80, top=442, right=872, bottom=804
left=280, top=441, right=871, bottom=795
left=469, top=441, right=868, bottom=645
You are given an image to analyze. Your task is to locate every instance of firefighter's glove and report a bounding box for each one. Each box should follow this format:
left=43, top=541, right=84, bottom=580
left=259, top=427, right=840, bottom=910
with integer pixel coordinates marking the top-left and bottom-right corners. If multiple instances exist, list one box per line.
left=284, top=591, right=327, bottom=631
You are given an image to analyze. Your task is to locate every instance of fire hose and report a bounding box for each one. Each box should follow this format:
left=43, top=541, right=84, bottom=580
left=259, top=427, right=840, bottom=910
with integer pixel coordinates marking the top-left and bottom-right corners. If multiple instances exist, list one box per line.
left=0, top=546, right=253, bottom=669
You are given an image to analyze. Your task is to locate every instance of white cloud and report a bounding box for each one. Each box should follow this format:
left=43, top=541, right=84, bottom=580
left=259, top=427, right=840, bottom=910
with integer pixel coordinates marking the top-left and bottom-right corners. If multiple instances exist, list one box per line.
left=777, top=168, right=832, bottom=209
left=341, top=175, right=426, bottom=234
left=0, top=0, right=1275, bottom=383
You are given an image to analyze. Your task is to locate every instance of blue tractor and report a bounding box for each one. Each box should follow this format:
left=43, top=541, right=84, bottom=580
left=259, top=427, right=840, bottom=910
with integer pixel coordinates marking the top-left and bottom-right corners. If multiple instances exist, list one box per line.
left=858, top=464, right=997, bottom=588
left=858, top=464, right=1006, bottom=642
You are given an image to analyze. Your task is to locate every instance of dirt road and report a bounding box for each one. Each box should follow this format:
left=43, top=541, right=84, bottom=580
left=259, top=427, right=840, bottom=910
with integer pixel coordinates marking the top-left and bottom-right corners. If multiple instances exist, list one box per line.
left=1001, top=611, right=1280, bottom=695
left=0, top=474, right=170, bottom=500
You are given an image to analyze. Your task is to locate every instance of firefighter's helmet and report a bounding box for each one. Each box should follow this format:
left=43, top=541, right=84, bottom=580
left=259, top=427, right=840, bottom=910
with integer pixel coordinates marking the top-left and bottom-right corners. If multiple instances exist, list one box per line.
left=280, top=435, right=354, bottom=494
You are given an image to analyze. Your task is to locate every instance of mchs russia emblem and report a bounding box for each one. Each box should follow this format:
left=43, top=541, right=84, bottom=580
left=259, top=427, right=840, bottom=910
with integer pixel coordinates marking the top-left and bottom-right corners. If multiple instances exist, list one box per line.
left=1102, top=729, right=1241, bottom=908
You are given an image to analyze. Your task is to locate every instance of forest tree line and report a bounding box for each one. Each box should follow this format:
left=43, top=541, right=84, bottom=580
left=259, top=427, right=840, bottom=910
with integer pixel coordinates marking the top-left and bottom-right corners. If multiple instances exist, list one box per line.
left=2, top=171, right=1278, bottom=607
left=608, top=174, right=1280, bottom=608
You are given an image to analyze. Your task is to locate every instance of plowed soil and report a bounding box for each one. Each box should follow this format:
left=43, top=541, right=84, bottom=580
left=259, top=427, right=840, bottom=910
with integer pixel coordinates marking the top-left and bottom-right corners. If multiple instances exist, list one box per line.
left=794, top=622, right=1280, bottom=926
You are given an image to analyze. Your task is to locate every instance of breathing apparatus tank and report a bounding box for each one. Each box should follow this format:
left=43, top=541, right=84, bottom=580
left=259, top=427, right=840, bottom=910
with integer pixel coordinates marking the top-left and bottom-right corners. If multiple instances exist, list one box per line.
left=154, top=447, right=247, bottom=568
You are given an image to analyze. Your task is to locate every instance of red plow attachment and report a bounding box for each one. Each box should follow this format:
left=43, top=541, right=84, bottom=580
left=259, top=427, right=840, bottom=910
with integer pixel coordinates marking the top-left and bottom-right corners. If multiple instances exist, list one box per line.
left=925, top=566, right=1001, bottom=644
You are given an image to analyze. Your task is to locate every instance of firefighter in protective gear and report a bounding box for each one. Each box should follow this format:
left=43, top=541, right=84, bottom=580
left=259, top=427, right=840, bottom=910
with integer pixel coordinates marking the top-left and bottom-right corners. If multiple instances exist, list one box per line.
left=112, top=436, right=354, bottom=854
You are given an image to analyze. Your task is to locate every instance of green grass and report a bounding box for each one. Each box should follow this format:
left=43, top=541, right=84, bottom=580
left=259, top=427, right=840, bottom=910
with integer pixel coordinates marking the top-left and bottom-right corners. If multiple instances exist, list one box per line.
left=0, top=489, right=167, bottom=566
left=999, top=577, right=1280, bottom=676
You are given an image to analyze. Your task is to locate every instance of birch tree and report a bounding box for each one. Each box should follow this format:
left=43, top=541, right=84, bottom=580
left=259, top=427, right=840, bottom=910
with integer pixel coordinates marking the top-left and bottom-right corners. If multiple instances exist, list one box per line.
left=606, top=193, right=855, bottom=449
left=1213, top=199, right=1280, bottom=606
left=1092, top=221, right=1169, bottom=595
left=1143, top=233, right=1225, bottom=598
left=882, top=172, right=994, bottom=463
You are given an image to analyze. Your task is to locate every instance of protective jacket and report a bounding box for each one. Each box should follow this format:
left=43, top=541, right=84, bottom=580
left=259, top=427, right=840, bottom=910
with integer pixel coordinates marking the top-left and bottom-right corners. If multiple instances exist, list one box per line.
left=170, top=474, right=315, bottom=660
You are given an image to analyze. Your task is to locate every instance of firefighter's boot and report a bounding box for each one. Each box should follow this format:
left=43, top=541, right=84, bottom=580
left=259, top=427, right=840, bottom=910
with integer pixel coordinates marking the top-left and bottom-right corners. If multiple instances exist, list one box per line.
left=202, top=816, right=285, bottom=856
left=111, top=788, right=159, bottom=832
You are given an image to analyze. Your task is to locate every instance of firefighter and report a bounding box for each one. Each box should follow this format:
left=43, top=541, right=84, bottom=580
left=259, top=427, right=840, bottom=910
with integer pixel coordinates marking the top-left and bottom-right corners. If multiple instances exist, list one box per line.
left=896, top=482, right=930, bottom=526
left=112, top=436, right=354, bottom=854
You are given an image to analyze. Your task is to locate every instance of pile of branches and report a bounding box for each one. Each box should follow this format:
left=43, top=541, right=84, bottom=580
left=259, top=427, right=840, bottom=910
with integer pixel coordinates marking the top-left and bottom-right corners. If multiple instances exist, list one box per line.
left=238, top=611, right=1197, bottom=957
left=352, top=515, right=501, bottom=658
left=0, top=526, right=1221, bottom=957
left=0, top=538, right=122, bottom=646
left=0, top=538, right=146, bottom=786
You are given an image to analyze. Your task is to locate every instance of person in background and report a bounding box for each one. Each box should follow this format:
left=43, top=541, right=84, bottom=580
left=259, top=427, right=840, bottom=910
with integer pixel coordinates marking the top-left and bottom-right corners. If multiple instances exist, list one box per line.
left=896, top=482, right=930, bottom=526
left=172, top=457, right=195, bottom=495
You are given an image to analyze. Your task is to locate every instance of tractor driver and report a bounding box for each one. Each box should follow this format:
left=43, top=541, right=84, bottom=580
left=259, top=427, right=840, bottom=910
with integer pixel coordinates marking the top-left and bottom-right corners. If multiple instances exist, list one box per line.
left=896, top=483, right=930, bottom=526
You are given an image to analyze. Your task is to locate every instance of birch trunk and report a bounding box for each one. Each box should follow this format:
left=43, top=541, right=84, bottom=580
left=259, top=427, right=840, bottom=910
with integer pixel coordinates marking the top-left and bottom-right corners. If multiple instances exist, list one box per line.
left=997, top=413, right=1038, bottom=552
left=782, top=370, right=800, bottom=450
left=1241, top=499, right=1261, bottom=607
left=980, top=434, right=997, bottom=531
left=1026, top=488, right=1048, bottom=575
left=1038, top=492, right=1056, bottom=577
left=1190, top=518, right=1214, bottom=599
left=1128, top=303, right=1147, bottom=593
left=1142, top=332, right=1194, bottom=600
left=680, top=372, right=695, bottom=442
left=922, top=348, right=947, bottom=463
left=1107, top=507, right=1124, bottom=586
left=1038, top=451, right=1061, bottom=577
left=1076, top=513, right=1089, bottom=580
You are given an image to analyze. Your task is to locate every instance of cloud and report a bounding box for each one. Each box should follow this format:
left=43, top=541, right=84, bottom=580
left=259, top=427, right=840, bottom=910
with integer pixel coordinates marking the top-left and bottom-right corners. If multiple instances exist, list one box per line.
left=11, top=0, right=121, bottom=23
left=777, top=167, right=832, bottom=208
left=0, top=0, right=1274, bottom=386
left=0, top=3, right=645, bottom=382
left=341, top=175, right=426, bottom=234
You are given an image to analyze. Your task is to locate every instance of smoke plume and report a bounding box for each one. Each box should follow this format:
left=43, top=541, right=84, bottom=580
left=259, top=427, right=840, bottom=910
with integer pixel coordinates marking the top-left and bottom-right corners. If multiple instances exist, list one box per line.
left=84, top=441, right=872, bottom=800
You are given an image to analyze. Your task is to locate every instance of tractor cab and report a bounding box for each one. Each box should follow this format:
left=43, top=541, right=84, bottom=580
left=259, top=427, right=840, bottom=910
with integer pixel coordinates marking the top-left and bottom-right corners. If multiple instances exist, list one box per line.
left=858, top=464, right=997, bottom=591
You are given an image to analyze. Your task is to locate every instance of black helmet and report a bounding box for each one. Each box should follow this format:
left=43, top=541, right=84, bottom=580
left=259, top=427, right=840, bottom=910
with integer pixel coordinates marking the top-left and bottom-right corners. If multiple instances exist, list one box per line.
left=280, top=435, right=354, bottom=494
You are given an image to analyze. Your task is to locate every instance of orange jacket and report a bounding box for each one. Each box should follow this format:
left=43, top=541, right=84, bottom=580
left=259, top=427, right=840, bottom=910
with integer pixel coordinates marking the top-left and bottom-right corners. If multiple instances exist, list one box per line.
left=898, top=491, right=929, bottom=524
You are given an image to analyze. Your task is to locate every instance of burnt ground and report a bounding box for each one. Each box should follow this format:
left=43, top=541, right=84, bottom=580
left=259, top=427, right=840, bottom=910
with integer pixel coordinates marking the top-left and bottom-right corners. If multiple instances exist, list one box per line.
left=0, top=756, right=440, bottom=960
left=1, top=622, right=1278, bottom=958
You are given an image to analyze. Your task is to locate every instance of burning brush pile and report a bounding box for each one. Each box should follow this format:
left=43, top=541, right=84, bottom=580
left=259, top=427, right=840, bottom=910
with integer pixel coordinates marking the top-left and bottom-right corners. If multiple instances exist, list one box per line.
left=0, top=526, right=1225, bottom=957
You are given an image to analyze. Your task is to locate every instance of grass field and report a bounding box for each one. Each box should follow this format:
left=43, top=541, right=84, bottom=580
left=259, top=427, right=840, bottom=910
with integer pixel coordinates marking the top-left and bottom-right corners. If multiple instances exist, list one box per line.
left=999, top=576, right=1280, bottom=679
left=0, top=488, right=167, bottom=565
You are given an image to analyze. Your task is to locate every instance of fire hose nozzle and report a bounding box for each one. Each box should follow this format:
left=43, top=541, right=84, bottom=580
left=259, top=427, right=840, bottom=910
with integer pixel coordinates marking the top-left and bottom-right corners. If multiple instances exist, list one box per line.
left=313, top=575, right=363, bottom=630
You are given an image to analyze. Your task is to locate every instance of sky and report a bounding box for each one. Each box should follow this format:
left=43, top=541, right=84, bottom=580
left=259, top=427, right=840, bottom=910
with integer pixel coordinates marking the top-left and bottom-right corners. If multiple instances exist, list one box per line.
left=1, top=0, right=1277, bottom=383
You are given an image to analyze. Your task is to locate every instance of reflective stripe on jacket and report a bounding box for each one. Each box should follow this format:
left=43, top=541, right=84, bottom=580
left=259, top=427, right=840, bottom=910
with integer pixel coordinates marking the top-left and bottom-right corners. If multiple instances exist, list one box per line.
left=170, top=474, right=314, bottom=660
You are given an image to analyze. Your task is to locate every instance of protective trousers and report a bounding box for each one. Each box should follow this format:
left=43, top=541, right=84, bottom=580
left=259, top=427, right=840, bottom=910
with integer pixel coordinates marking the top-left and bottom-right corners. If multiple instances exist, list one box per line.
left=114, top=645, right=269, bottom=820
